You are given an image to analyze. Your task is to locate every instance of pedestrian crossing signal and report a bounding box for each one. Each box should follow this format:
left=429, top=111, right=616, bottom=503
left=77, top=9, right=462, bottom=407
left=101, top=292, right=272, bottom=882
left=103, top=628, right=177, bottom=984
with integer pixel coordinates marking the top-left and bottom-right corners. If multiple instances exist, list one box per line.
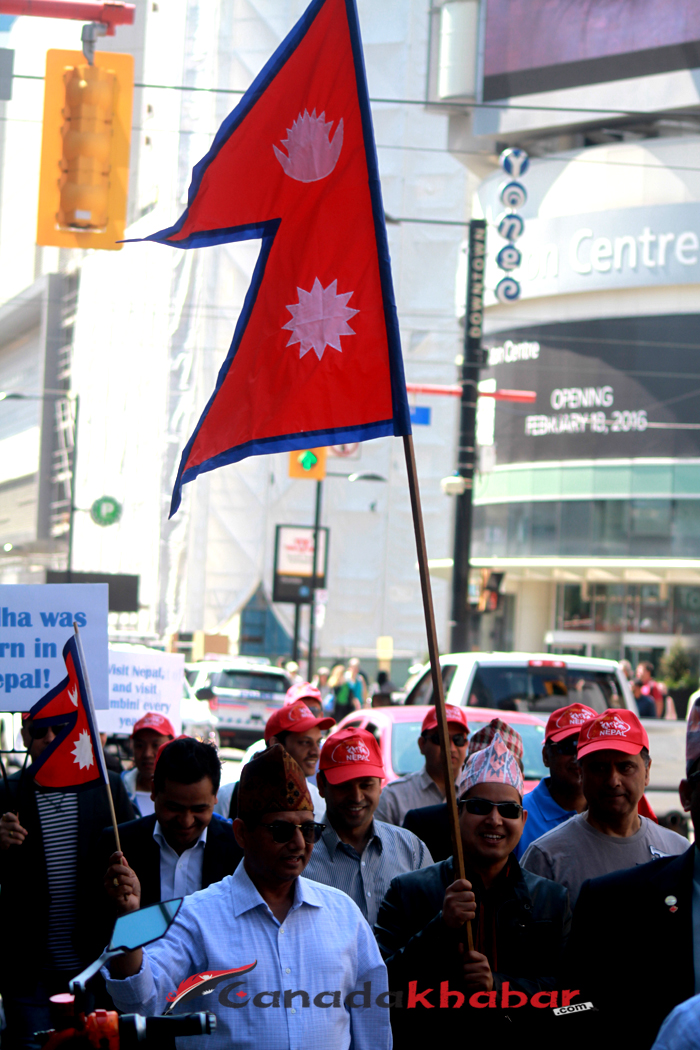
left=288, top=448, right=327, bottom=480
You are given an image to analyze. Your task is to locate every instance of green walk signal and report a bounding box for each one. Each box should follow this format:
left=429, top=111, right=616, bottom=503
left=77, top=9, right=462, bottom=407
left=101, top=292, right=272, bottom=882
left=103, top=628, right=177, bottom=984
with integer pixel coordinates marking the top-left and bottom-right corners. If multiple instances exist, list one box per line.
left=298, top=450, right=318, bottom=471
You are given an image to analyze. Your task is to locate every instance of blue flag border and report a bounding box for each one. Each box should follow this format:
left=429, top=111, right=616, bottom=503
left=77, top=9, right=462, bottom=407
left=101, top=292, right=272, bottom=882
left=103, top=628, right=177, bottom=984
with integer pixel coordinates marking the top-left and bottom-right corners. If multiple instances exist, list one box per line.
left=130, top=0, right=411, bottom=515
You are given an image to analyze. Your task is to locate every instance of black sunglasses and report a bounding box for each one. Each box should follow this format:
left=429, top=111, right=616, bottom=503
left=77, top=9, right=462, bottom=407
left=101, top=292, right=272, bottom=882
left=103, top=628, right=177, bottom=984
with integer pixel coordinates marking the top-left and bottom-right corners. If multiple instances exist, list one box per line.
left=27, top=723, right=67, bottom=740
left=551, top=736, right=579, bottom=756
left=260, top=820, right=326, bottom=844
left=458, top=797, right=523, bottom=819
left=425, top=732, right=468, bottom=748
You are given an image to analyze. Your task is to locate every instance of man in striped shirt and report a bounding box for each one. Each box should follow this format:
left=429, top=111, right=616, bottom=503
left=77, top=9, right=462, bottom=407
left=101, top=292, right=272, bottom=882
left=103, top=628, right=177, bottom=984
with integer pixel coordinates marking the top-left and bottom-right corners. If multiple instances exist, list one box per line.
left=304, top=728, right=433, bottom=924
left=0, top=717, right=134, bottom=1050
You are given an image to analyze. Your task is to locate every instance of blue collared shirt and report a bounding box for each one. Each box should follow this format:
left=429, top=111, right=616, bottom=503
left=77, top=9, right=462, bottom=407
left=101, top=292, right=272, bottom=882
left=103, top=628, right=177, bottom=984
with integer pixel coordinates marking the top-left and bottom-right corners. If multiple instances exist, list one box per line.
left=304, top=817, right=433, bottom=925
left=652, top=993, right=700, bottom=1050
left=514, top=778, right=578, bottom=860
left=153, top=821, right=208, bottom=900
left=104, top=862, right=391, bottom=1050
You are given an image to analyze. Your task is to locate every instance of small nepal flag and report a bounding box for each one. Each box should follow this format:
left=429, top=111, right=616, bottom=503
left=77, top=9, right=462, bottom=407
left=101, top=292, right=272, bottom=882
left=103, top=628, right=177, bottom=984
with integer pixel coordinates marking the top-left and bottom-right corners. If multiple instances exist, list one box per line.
left=28, top=634, right=108, bottom=789
left=133, top=0, right=411, bottom=515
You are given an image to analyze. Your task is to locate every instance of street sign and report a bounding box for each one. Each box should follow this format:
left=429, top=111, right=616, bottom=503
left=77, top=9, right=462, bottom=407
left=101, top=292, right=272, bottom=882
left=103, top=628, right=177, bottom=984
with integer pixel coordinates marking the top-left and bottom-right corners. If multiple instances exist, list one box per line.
left=288, top=447, right=327, bottom=479
left=409, top=406, right=431, bottom=426
left=273, top=525, right=329, bottom=604
left=90, top=495, right=122, bottom=527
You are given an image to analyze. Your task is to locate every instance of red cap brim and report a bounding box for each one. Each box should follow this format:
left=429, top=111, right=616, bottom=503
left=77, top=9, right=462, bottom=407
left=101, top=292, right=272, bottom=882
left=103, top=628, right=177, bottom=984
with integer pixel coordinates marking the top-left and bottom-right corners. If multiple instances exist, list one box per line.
left=547, top=724, right=585, bottom=743
left=266, top=714, right=335, bottom=741
left=322, top=762, right=385, bottom=784
left=578, top=738, right=644, bottom=759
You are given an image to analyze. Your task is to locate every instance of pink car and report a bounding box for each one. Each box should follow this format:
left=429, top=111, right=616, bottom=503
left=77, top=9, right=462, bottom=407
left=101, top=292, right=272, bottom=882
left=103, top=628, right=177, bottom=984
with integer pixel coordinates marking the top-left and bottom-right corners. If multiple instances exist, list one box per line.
left=332, top=704, right=547, bottom=792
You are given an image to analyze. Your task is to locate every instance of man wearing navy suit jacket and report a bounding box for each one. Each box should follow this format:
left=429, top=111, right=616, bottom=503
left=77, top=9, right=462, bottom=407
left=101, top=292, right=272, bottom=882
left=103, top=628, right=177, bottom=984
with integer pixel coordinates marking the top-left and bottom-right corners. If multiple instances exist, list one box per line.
left=565, top=699, right=700, bottom=1049
left=95, top=737, right=242, bottom=932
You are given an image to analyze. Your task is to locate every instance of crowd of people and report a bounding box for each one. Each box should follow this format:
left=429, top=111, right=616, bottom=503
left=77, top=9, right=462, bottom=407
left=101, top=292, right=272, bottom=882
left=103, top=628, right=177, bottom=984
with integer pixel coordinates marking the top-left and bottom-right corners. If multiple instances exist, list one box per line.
left=0, top=675, right=698, bottom=1050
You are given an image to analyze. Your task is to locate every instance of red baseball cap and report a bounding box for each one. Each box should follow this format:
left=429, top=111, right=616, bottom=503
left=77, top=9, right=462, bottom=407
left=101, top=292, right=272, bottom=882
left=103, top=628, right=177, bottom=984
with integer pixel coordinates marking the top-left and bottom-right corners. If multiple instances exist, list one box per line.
left=264, top=699, right=334, bottom=742
left=577, top=708, right=649, bottom=760
left=132, top=713, right=175, bottom=738
left=285, top=682, right=323, bottom=707
left=421, top=704, right=469, bottom=733
left=545, top=703, right=598, bottom=743
left=319, top=728, right=385, bottom=784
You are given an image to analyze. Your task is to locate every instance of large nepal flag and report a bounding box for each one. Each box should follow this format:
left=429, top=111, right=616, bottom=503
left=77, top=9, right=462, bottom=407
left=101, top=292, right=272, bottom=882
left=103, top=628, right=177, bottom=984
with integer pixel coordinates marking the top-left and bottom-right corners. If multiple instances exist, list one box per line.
left=28, top=635, right=108, bottom=789
left=135, top=0, right=411, bottom=515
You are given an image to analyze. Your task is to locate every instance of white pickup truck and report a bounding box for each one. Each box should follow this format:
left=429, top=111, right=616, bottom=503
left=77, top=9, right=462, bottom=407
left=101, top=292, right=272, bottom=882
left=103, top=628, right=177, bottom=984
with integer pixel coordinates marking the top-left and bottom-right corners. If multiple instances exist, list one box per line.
left=402, top=652, right=687, bottom=817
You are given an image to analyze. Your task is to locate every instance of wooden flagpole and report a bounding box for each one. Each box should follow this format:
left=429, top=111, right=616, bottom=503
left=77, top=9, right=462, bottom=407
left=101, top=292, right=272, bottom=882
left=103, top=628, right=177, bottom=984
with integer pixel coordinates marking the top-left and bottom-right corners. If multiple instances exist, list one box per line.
left=403, top=434, right=473, bottom=949
left=73, top=623, right=122, bottom=854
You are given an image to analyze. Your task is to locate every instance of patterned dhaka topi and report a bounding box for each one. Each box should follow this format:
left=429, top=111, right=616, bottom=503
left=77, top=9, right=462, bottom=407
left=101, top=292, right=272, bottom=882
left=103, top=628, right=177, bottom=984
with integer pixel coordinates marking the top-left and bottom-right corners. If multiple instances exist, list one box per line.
left=238, top=743, right=313, bottom=823
left=459, top=730, right=525, bottom=798
left=464, top=718, right=524, bottom=765
left=686, top=695, right=700, bottom=776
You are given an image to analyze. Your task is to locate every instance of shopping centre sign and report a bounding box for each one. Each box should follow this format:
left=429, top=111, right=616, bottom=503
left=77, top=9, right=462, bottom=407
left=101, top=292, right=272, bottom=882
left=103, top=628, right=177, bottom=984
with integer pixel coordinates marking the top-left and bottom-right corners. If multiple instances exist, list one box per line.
left=484, top=201, right=700, bottom=301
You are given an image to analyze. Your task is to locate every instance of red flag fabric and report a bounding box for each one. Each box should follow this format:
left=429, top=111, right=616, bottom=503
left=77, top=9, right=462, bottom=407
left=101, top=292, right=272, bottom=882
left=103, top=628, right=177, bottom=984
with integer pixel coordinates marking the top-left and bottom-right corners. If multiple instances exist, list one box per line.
left=28, top=635, right=108, bottom=789
left=136, top=0, right=411, bottom=515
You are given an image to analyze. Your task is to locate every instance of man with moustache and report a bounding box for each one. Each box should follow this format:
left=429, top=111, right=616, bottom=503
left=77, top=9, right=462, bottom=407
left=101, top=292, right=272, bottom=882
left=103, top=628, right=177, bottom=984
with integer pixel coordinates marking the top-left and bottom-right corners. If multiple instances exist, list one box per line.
left=521, top=709, right=686, bottom=907
left=303, top=728, right=432, bottom=923
left=105, top=744, right=390, bottom=1050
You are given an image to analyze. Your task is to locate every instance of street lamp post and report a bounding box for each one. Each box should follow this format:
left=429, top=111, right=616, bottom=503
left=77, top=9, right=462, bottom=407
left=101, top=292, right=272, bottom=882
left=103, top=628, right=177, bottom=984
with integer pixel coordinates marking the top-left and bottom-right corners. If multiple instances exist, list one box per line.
left=0, top=389, right=79, bottom=576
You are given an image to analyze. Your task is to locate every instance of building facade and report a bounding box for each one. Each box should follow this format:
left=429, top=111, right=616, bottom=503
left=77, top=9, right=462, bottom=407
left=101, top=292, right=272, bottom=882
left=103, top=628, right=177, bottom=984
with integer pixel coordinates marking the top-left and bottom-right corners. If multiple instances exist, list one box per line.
left=436, top=0, right=700, bottom=668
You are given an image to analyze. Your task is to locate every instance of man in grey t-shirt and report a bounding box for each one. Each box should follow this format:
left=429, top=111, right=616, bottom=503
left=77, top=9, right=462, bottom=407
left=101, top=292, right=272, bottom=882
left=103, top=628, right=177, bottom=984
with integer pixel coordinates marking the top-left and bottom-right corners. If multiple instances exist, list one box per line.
left=521, top=708, right=686, bottom=906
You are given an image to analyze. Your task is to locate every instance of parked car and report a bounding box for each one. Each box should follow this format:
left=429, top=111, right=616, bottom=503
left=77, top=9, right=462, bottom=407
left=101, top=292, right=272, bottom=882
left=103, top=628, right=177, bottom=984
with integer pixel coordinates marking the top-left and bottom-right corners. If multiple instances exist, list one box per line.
left=333, top=704, right=548, bottom=791
left=403, top=652, right=636, bottom=716
left=189, top=659, right=292, bottom=749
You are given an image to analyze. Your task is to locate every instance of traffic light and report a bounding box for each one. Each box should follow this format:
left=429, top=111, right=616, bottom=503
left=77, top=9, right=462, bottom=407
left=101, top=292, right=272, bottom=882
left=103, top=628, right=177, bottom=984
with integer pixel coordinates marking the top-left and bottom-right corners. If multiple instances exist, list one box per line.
left=37, top=49, right=134, bottom=250
left=288, top=447, right=327, bottom=480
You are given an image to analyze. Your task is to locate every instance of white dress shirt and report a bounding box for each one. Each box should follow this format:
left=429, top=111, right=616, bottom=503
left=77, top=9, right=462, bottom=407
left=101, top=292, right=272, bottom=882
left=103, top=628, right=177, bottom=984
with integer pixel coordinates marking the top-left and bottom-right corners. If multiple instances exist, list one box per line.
left=153, top=821, right=208, bottom=899
left=104, top=862, right=391, bottom=1050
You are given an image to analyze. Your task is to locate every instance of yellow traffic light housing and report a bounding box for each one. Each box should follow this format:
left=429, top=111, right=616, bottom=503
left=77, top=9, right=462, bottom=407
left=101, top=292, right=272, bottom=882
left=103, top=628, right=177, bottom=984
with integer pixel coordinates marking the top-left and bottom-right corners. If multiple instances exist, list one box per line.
left=37, top=49, right=134, bottom=250
left=288, top=448, right=328, bottom=480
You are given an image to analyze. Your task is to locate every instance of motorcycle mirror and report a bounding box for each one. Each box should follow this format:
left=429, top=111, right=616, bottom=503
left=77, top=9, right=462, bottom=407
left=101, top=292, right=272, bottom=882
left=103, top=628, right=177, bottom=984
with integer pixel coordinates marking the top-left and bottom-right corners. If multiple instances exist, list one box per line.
left=109, top=899, right=183, bottom=952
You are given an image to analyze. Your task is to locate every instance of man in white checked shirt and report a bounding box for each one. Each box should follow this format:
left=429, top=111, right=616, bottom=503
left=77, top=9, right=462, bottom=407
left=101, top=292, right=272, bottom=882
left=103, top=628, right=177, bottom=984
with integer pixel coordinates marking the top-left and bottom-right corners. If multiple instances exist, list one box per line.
left=105, top=744, right=391, bottom=1050
left=304, top=728, right=433, bottom=924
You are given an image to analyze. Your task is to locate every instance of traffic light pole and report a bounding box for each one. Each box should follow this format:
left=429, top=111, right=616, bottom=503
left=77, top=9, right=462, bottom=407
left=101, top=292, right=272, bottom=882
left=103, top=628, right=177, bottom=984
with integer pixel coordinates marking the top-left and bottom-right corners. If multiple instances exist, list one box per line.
left=307, top=479, right=323, bottom=680
left=450, top=219, right=486, bottom=653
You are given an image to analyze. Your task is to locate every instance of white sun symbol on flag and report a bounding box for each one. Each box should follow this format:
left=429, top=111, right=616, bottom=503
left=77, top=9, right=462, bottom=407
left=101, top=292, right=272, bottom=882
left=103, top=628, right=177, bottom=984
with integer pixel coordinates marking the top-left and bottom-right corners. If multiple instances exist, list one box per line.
left=282, top=278, right=359, bottom=361
left=71, top=729, right=94, bottom=769
left=68, top=685, right=78, bottom=707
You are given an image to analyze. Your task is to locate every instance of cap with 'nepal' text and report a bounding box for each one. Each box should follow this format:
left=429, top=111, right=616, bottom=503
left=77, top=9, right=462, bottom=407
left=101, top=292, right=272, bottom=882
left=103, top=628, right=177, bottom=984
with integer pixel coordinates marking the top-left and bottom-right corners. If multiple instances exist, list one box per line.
left=577, top=708, right=649, bottom=760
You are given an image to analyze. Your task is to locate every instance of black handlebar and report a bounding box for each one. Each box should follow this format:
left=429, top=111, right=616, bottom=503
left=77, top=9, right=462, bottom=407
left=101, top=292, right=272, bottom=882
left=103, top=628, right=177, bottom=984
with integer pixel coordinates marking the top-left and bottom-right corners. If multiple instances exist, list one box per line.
left=120, top=1013, right=216, bottom=1049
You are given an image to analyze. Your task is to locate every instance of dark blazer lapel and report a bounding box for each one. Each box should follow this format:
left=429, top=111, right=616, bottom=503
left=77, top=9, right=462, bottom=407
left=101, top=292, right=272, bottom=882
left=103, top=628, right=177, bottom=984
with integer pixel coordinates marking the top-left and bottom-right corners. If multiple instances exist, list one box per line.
left=201, top=818, right=242, bottom=888
left=130, top=815, right=162, bottom=907
left=651, top=845, right=696, bottom=1001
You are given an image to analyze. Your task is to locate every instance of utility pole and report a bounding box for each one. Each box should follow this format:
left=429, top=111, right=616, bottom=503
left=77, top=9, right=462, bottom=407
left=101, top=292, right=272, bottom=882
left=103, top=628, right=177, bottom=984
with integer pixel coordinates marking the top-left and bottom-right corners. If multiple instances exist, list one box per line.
left=306, top=478, right=323, bottom=680
left=450, top=219, right=486, bottom=653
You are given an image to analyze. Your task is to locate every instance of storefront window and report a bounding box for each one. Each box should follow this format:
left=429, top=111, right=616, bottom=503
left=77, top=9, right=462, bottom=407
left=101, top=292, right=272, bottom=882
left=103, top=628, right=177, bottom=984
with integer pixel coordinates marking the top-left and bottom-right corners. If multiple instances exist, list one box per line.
left=593, top=584, right=626, bottom=632
left=555, top=583, right=700, bottom=635
left=638, top=584, right=672, bottom=634
left=556, top=584, right=591, bottom=630
left=674, top=586, right=700, bottom=634
left=473, top=499, right=700, bottom=558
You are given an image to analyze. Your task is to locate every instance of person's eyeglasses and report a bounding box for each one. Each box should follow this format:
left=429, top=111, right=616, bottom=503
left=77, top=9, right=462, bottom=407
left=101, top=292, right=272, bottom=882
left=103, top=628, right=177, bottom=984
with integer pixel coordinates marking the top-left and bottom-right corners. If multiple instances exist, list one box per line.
left=425, top=732, right=468, bottom=748
left=458, top=797, right=523, bottom=819
left=27, top=723, right=67, bottom=740
left=550, top=736, right=579, bottom=756
left=686, top=770, right=700, bottom=788
left=260, top=820, right=326, bottom=844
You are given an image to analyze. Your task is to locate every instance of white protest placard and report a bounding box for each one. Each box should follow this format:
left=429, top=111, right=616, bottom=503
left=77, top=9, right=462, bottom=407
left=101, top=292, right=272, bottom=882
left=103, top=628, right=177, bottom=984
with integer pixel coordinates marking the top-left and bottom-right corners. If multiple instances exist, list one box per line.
left=0, top=584, right=108, bottom=712
left=97, top=647, right=184, bottom=736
